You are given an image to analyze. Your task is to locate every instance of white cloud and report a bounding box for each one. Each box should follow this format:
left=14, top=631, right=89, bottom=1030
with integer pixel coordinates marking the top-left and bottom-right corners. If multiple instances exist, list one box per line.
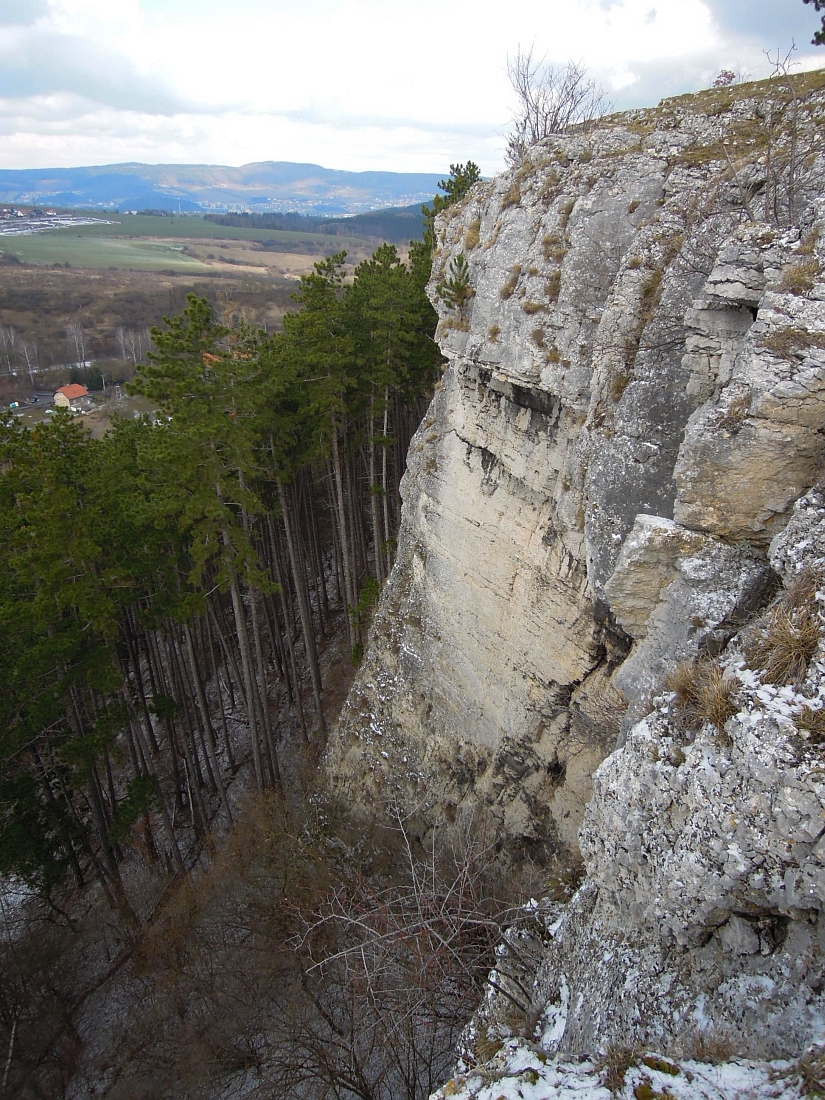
left=0, top=0, right=49, bottom=26
left=0, top=0, right=822, bottom=174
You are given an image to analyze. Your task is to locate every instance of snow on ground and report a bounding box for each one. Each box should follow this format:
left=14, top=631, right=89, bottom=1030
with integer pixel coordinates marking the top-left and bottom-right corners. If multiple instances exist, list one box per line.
left=430, top=1039, right=808, bottom=1100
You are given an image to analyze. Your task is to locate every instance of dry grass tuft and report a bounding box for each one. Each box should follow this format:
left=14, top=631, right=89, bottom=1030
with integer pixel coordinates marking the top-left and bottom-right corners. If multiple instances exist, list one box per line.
left=545, top=271, right=562, bottom=301
left=745, top=605, right=822, bottom=686
left=531, top=328, right=545, bottom=348
left=501, top=182, right=521, bottom=209
left=718, top=389, right=751, bottom=433
left=796, top=706, right=825, bottom=743
left=640, top=268, right=664, bottom=321
left=667, top=660, right=738, bottom=733
left=760, top=327, right=825, bottom=359
left=522, top=300, right=546, bottom=314
left=689, top=1028, right=738, bottom=1065
left=542, top=233, right=566, bottom=263
left=487, top=324, right=500, bottom=343
left=545, top=345, right=561, bottom=364
left=472, top=1034, right=504, bottom=1064
left=500, top=267, right=521, bottom=300
left=784, top=566, right=822, bottom=611
left=595, top=1045, right=639, bottom=1093
left=464, top=220, right=481, bottom=251
left=609, top=369, right=631, bottom=403
left=778, top=258, right=820, bottom=296
left=798, top=228, right=820, bottom=256
left=794, top=1045, right=825, bottom=1097
left=558, top=198, right=576, bottom=230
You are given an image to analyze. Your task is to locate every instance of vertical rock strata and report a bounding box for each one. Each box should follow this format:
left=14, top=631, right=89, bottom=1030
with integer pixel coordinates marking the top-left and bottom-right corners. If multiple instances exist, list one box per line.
left=326, top=75, right=825, bottom=872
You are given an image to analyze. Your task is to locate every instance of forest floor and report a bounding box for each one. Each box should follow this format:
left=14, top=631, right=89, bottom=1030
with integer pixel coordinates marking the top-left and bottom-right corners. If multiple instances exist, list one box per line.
left=0, top=597, right=362, bottom=1099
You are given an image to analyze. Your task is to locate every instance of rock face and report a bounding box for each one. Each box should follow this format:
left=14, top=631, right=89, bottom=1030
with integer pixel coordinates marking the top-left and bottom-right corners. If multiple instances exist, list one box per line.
left=327, top=73, right=825, bottom=871
left=524, top=488, right=825, bottom=1059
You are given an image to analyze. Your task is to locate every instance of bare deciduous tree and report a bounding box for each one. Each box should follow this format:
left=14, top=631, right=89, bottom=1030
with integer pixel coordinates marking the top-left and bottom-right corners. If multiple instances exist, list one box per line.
left=505, top=47, right=611, bottom=166
left=19, top=339, right=38, bottom=384
left=0, top=326, right=18, bottom=377
left=115, top=325, right=128, bottom=361
left=66, top=321, right=86, bottom=368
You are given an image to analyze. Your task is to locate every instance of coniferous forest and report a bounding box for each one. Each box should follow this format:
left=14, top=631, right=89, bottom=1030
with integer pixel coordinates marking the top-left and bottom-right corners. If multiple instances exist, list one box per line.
left=0, top=239, right=439, bottom=908
left=0, top=168, right=530, bottom=1100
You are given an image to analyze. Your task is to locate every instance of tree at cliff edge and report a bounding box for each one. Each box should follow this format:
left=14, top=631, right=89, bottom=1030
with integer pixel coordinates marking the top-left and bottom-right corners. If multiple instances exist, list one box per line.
left=804, top=0, right=825, bottom=44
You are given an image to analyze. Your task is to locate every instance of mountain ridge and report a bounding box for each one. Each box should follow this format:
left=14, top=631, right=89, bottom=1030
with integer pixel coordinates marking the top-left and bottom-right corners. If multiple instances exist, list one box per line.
left=0, top=159, right=445, bottom=215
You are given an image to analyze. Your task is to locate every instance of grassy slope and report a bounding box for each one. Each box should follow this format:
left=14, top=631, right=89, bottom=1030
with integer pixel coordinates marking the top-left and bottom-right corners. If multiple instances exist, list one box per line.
left=0, top=215, right=368, bottom=270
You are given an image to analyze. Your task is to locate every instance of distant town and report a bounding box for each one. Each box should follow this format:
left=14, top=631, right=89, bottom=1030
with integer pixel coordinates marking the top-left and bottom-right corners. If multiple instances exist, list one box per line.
left=0, top=207, right=111, bottom=236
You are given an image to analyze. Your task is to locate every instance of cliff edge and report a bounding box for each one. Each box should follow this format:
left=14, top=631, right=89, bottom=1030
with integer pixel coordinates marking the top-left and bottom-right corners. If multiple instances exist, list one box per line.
left=327, top=72, right=825, bottom=865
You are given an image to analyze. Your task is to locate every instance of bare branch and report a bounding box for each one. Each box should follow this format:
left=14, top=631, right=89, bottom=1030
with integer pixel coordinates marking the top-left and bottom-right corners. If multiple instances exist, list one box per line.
left=506, top=47, right=611, bottom=165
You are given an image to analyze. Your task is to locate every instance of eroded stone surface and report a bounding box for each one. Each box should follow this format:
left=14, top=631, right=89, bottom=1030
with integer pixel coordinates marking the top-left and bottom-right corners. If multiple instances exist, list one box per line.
left=605, top=514, right=772, bottom=718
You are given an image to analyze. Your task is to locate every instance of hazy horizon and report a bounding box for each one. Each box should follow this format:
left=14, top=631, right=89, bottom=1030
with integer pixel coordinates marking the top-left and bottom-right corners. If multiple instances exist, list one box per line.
left=1, top=0, right=823, bottom=176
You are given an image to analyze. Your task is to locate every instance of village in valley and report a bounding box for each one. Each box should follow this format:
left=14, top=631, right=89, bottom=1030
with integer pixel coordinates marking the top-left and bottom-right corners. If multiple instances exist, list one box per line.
left=0, top=207, right=109, bottom=236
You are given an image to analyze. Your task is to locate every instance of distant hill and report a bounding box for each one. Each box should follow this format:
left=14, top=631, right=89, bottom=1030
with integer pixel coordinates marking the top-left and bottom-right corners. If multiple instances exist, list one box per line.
left=0, top=161, right=444, bottom=217
left=205, top=205, right=426, bottom=244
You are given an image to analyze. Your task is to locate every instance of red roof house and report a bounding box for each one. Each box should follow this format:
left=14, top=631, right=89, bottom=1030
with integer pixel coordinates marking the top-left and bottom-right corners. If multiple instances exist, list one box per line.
left=54, top=384, right=90, bottom=408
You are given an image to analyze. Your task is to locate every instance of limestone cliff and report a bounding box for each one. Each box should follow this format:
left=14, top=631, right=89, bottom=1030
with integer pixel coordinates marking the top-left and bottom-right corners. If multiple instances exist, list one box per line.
left=327, top=73, right=825, bottom=875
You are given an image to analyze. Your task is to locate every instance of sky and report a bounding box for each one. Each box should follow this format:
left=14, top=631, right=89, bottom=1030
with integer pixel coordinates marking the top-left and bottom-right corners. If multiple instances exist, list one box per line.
left=0, top=0, right=822, bottom=175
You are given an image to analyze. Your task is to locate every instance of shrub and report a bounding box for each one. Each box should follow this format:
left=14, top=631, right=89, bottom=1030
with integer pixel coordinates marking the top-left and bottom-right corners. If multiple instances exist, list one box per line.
left=437, top=253, right=475, bottom=312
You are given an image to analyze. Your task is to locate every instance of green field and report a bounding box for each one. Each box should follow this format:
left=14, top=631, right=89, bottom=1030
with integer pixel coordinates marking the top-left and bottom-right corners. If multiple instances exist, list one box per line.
left=0, top=215, right=366, bottom=271
left=0, top=233, right=213, bottom=271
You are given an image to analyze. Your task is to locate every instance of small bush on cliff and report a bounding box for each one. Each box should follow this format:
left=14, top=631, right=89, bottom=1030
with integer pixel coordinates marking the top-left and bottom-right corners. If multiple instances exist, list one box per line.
left=421, top=163, right=481, bottom=255
left=505, top=49, right=611, bottom=165
left=436, top=253, right=475, bottom=312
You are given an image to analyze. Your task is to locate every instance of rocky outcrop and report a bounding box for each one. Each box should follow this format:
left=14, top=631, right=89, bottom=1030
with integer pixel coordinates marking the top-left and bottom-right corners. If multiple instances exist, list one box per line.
left=327, top=72, right=825, bottom=869
left=430, top=489, right=825, bottom=1096
left=482, top=488, right=825, bottom=1064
